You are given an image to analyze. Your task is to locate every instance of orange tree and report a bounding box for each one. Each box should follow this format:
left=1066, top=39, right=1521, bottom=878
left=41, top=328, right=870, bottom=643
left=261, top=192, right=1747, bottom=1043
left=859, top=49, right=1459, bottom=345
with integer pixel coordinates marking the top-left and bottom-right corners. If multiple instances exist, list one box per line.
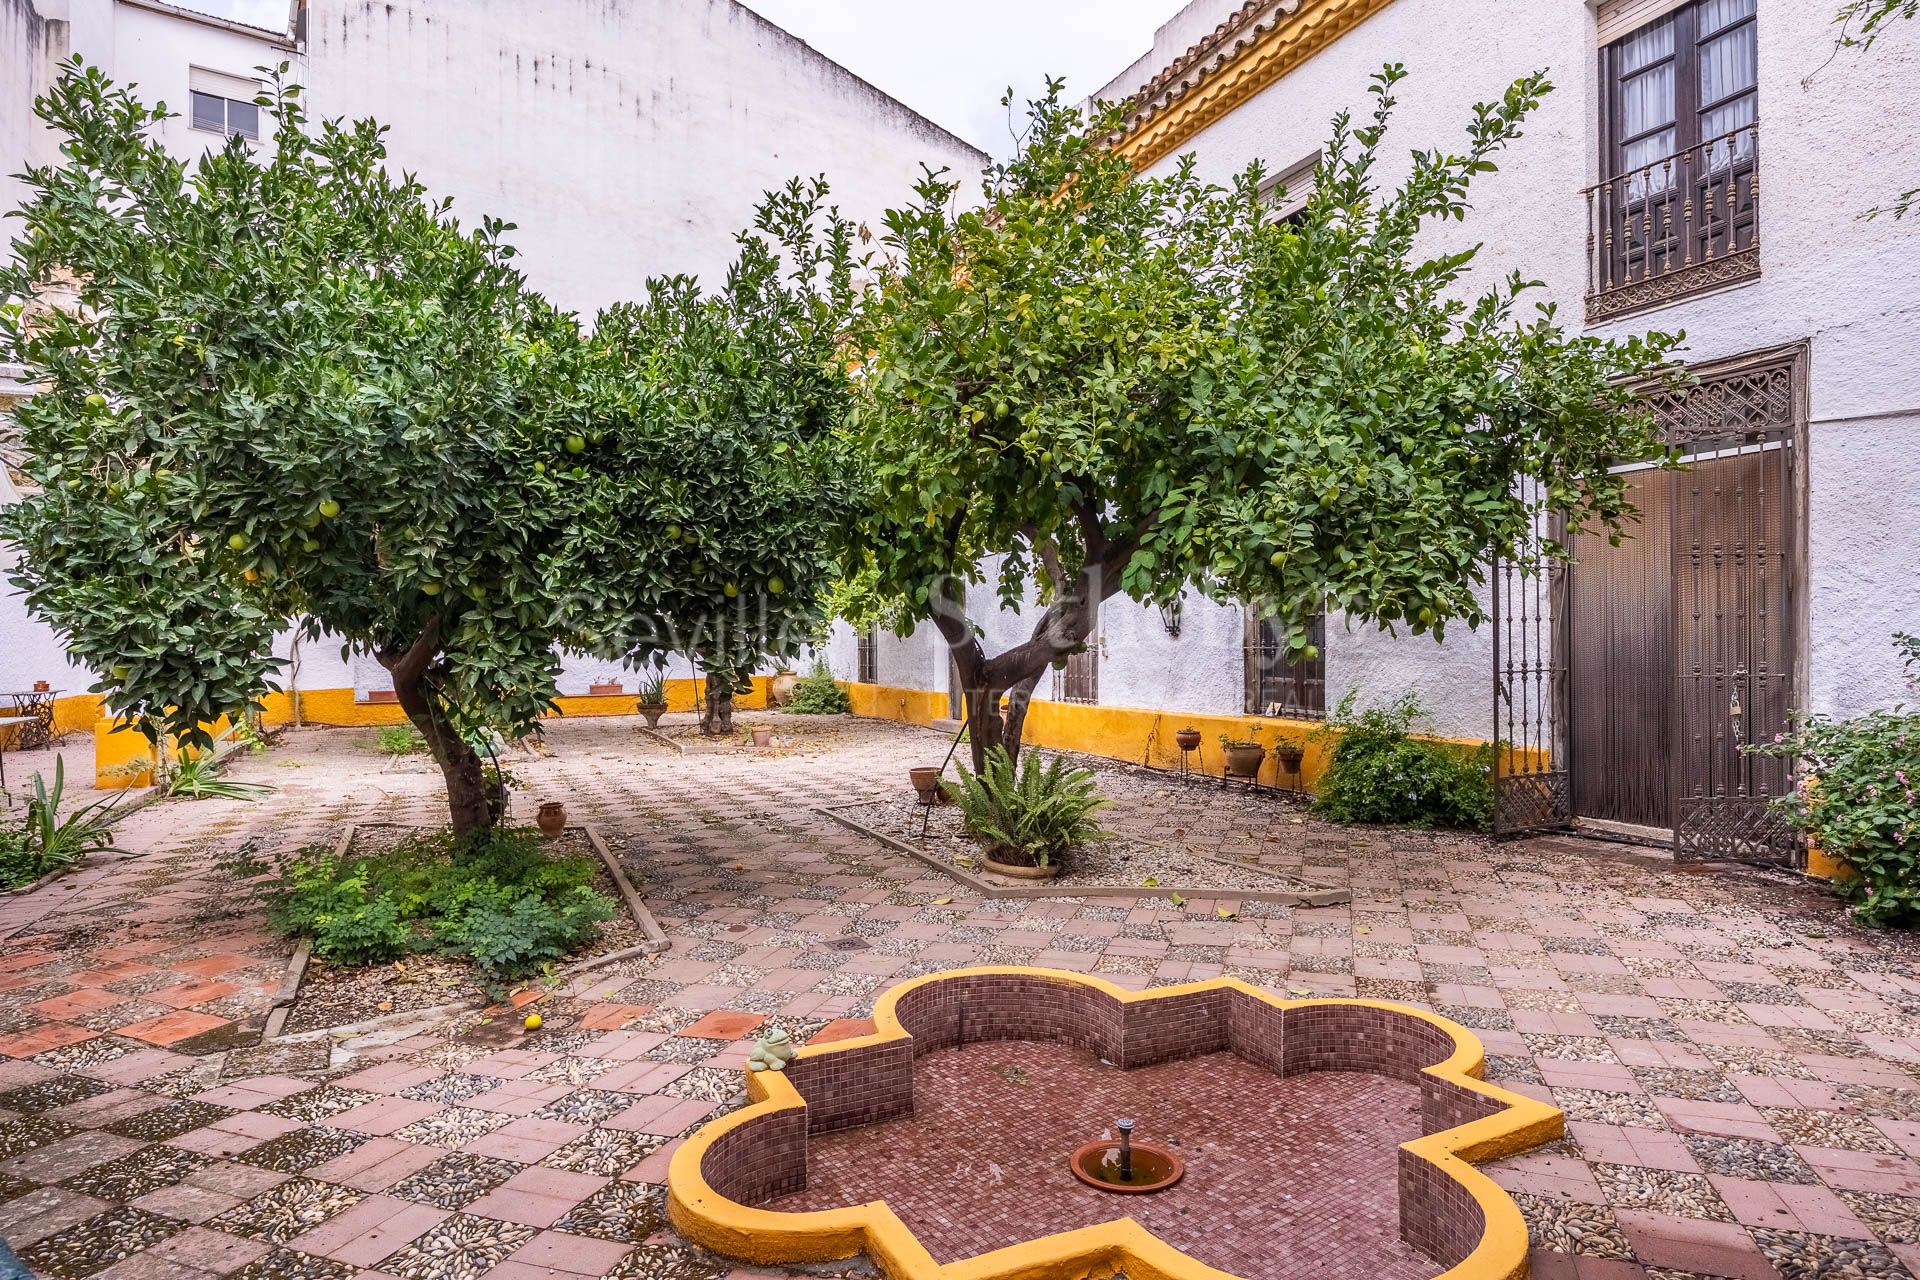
left=1, top=64, right=850, bottom=830
left=845, top=69, right=1683, bottom=769
left=593, top=180, right=860, bottom=735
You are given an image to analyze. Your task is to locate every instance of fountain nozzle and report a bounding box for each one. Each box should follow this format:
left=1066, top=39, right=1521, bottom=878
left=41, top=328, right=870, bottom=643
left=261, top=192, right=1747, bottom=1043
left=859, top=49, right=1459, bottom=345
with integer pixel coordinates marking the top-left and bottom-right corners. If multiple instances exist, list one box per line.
left=1116, top=1118, right=1135, bottom=1183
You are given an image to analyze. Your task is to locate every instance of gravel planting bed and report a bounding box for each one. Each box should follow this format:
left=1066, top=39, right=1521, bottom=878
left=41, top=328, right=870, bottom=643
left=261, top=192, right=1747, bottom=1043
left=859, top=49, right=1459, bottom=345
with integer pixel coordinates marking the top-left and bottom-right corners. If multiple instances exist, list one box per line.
left=829, top=792, right=1340, bottom=902
left=280, top=825, right=650, bottom=1034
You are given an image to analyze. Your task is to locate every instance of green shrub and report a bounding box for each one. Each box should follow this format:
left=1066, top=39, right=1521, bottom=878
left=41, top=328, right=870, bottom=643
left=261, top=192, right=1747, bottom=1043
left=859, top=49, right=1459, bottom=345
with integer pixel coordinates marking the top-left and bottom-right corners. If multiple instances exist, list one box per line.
left=0, top=830, right=40, bottom=890
left=946, top=747, right=1109, bottom=868
left=1311, top=691, right=1492, bottom=831
left=786, top=659, right=851, bottom=715
left=1751, top=633, right=1920, bottom=926
left=374, top=725, right=428, bottom=755
left=265, top=828, right=616, bottom=980
left=0, top=757, right=122, bottom=889
left=444, top=886, right=614, bottom=976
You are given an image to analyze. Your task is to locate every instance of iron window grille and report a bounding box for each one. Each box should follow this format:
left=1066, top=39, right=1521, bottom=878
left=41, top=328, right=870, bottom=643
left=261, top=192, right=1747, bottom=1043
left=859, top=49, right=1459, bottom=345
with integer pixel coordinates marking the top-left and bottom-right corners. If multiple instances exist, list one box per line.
left=1245, top=612, right=1326, bottom=719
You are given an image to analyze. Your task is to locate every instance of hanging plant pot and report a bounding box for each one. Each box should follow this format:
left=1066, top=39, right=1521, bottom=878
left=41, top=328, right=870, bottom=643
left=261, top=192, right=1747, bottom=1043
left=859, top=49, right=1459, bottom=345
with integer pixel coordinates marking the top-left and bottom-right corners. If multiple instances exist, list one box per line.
left=1223, top=743, right=1266, bottom=780
left=536, top=801, right=566, bottom=837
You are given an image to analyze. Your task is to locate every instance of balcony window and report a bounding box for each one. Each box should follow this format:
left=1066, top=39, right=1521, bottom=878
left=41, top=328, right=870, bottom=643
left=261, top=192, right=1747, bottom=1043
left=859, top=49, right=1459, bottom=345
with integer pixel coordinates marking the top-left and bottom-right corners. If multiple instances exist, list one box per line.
left=1586, top=0, right=1760, bottom=322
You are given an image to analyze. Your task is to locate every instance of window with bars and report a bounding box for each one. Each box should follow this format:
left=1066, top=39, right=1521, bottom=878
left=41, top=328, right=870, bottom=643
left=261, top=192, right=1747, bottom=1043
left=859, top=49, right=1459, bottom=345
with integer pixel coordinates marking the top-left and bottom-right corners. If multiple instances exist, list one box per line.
left=1587, top=0, right=1759, bottom=317
left=1244, top=612, right=1325, bottom=719
left=856, top=627, right=877, bottom=684
left=1052, top=641, right=1098, bottom=706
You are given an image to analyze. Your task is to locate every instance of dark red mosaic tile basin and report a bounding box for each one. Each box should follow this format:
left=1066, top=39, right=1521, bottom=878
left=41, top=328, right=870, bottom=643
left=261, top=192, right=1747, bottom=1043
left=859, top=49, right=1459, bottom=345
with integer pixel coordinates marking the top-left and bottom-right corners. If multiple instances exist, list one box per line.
left=668, top=966, right=1562, bottom=1280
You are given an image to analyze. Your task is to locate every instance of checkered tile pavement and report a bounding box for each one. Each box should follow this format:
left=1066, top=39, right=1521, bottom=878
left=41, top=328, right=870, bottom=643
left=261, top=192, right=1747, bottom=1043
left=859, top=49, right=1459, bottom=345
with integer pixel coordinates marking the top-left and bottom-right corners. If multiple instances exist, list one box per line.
left=0, top=716, right=1915, bottom=1280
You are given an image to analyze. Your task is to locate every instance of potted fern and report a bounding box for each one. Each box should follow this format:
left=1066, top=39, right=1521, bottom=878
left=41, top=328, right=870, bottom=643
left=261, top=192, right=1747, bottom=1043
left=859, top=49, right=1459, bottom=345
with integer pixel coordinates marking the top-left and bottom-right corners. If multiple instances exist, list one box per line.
left=945, top=748, right=1109, bottom=880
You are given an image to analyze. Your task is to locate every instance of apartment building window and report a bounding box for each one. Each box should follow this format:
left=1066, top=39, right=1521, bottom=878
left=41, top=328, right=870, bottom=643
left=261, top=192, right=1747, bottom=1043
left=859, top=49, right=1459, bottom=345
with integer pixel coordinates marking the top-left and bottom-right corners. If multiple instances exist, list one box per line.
left=1244, top=611, right=1325, bottom=720
left=1586, top=0, right=1760, bottom=321
left=856, top=626, right=877, bottom=684
left=1259, top=152, right=1320, bottom=224
left=1053, top=637, right=1098, bottom=706
left=189, top=69, right=262, bottom=141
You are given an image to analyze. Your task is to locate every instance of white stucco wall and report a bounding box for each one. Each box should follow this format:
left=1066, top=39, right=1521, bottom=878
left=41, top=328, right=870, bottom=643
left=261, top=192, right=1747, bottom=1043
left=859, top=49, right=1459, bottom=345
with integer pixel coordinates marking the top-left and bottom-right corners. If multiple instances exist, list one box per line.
left=0, top=0, right=61, bottom=222
left=2, top=0, right=986, bottom=708
left=297, top=0, right=983, bottom=315
left=949, top=0, right=1918, bottom=732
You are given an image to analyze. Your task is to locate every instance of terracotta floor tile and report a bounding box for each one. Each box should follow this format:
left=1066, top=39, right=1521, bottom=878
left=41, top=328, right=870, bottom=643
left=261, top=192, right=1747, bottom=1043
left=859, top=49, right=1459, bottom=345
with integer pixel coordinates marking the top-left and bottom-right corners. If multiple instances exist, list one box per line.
left=116, top=1011, right=232, bottom=1046
left=0, top=1021, right=99, bottom=1058
left=26, top=987, right=131, bottom=1020
left=673, top=1010, right=766, bottom=1040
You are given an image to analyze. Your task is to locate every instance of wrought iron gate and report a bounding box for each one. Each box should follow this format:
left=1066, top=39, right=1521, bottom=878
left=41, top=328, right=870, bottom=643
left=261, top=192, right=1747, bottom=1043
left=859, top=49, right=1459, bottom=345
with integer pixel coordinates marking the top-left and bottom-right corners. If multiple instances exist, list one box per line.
left=1492, top=515, right=1571, bottom=837
left=1492, top=344, right=1806, bottom=867
left=1647, top=348, right=1804, bottom=866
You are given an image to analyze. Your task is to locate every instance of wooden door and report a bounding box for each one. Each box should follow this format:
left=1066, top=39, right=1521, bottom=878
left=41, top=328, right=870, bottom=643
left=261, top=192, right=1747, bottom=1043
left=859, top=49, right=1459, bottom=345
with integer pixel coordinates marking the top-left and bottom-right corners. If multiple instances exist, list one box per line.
left=1570, top=466, right=1676, bottom=832
left=1670, top=443, right=1797, bottom=861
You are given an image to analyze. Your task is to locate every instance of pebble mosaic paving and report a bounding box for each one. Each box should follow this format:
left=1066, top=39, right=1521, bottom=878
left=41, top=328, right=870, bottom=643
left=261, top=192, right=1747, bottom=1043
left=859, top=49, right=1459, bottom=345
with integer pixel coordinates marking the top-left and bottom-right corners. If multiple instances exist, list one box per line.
left=0, top=715, right=1911, bottom=1280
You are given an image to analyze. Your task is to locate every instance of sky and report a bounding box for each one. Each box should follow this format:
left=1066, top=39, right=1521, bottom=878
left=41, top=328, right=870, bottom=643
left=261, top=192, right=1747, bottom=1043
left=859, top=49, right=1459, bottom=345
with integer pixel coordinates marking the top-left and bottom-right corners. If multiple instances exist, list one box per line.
left=739, top=0, right=1178, bottom=153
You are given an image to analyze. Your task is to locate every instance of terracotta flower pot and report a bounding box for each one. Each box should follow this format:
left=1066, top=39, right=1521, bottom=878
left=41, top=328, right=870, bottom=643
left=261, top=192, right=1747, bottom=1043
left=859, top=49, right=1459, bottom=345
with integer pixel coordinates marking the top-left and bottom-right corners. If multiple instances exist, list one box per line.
left=32, top=680, right=50, bottom=692
left=909, top=766, right=942, bottom=803
left=638, top=703, right=666, bottom=729
left=1223, top=743, right=1266, bottom=780
left=751, top=728, right=772, bottom=748
left=589, top=682, right=624, bottom=696
left=1174, top=728, right=1202, bottom=752
left=983, top=851, right=1062, bottom=881
left=536, top=801, right=566, bottom=837
left=367, top=689, right=399, bottom=704
left=770, top=670, right=799, bottom=707
left=1274, top=743, right=1305, bottom=772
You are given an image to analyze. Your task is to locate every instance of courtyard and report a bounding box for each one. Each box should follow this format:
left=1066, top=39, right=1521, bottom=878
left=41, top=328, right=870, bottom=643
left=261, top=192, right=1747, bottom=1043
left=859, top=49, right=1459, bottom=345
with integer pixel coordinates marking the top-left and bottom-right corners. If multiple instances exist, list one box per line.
left=0, top=716, right=1915, bottom=1280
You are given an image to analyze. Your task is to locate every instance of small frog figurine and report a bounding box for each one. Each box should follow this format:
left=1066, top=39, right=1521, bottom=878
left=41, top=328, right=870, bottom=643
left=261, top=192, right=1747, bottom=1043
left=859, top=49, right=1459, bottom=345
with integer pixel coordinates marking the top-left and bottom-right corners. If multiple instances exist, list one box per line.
left=747, top=1026, right=797, bottom=1073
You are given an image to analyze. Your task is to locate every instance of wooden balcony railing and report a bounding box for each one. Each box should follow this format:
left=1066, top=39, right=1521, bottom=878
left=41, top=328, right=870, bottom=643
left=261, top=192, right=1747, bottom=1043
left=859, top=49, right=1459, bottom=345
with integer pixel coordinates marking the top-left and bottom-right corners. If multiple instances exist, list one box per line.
left=1585, top=122, right=1761, bottom=323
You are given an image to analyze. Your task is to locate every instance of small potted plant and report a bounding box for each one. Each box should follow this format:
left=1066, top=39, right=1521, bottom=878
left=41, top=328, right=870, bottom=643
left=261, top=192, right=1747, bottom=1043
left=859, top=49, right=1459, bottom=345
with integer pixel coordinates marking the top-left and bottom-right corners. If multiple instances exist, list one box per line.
left=589, top=672, right=625, bottom=697
left=1274, top=740, right=1306, bottom=776
left=1220, top=733, right=1266, bottom=781
left=635, top=671, right=668, bottom=729
left=1174, top=725, right=1202, bottom=752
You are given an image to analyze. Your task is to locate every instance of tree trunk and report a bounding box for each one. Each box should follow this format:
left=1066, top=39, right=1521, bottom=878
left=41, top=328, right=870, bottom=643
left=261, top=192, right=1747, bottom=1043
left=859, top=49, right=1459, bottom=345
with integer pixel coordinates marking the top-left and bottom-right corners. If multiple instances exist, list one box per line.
left=700, top=672, right=736, bottom=737
left=935, top=505, right=1131, bottom=771
left=380, top=622, right=491, bottom=837
left=946, top=604, right=1095, bottom=771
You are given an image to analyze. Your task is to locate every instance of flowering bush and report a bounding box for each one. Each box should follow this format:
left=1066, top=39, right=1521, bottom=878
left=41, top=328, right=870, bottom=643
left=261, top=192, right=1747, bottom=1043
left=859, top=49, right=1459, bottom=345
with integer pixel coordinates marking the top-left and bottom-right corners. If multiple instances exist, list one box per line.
left=1753, top=634, right=1920, bottom=925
